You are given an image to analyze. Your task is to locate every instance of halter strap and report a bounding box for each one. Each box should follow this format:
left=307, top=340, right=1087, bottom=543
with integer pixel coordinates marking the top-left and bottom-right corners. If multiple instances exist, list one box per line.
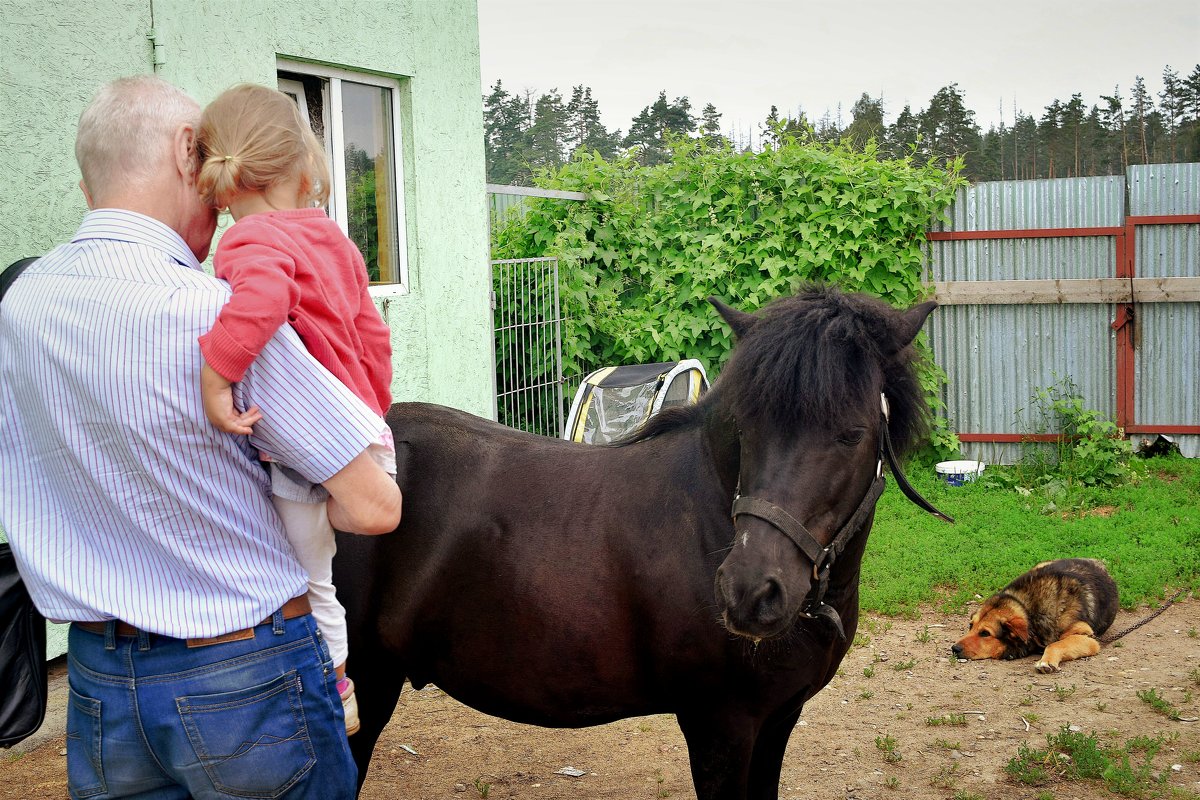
left=882, top=422, right=954, bottom=523
left=730, top=496, right=822, bottom=563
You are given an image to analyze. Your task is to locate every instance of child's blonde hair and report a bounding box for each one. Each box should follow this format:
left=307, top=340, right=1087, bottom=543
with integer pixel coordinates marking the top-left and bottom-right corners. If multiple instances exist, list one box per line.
left=197, top=83, right=330, bottom=210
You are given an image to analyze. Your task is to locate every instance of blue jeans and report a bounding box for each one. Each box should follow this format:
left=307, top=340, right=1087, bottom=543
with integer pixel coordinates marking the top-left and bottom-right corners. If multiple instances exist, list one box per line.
left=66, top=611, right=356, bottom=800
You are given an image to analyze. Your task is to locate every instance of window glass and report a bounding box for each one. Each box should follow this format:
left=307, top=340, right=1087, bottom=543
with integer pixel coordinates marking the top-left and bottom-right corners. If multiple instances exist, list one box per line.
left=277, top=66, right=405, bottom=289
left=341, top=81, right=398, bottom=284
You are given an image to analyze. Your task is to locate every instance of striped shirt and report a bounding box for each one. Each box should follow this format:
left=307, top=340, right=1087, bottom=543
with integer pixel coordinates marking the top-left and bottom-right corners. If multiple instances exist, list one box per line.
left=0, top=209, right=386, bottom=638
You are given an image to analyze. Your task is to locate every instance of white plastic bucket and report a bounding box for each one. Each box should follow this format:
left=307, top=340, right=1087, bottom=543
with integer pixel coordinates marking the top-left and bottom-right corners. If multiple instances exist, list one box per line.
left=935, top=460, right=986, bottom=487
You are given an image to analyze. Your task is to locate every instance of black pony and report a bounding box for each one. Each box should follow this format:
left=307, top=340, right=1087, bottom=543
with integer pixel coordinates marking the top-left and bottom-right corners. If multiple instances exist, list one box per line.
left=336, top=285, right=939, bottom=800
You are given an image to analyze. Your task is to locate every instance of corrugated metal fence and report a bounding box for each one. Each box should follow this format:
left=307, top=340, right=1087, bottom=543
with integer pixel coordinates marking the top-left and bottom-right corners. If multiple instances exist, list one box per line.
left=927, top=164, right=1200, bottom=461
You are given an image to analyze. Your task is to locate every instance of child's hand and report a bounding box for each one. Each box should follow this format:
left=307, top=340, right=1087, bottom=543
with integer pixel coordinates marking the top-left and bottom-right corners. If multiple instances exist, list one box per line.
left=201, top=362, right=262, bottom=435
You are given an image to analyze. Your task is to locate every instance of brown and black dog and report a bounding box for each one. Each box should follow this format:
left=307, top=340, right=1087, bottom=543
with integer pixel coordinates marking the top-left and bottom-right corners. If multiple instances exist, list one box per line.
left=951, top=558, right=1119, bottom=673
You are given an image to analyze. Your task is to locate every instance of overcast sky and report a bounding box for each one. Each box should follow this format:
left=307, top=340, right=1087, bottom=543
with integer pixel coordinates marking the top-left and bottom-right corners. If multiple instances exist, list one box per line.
left=478, top=0, right=1199, bottom=145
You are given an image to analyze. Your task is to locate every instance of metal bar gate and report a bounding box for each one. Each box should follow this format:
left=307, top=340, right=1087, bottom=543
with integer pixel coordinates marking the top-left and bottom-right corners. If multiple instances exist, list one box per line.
left=491, top=257, right=564, bottom=438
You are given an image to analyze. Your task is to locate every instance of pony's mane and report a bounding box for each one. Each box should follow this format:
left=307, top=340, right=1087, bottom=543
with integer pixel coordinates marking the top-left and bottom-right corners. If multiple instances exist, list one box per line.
left=620, top=285, right=930, bottom=456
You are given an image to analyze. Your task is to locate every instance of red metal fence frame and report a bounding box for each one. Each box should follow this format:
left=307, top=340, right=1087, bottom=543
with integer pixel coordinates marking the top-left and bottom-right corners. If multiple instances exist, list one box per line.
left=926, top=213, right=1200, bottom=442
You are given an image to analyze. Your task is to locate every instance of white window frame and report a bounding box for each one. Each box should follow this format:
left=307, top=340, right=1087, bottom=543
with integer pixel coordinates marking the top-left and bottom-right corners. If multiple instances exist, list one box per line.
left=277, top=59, right=409, bottom=297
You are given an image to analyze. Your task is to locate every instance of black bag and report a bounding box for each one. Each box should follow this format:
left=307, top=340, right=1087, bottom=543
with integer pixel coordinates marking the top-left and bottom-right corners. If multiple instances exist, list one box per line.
left=1, top=256, right=48, bottom=748
left=0, top=543, right=46, bottom=748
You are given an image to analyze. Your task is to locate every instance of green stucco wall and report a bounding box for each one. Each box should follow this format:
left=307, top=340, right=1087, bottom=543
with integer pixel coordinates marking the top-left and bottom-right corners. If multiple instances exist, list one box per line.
left=0, top=0, right=492, bottom=656
left=0, top=0, right=493, bottom=413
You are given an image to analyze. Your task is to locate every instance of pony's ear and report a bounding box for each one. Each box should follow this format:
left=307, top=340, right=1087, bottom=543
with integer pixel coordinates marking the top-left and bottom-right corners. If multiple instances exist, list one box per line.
left=888, top=300, right=937, bottom=353
left=709, top=297, right=757, bottom=338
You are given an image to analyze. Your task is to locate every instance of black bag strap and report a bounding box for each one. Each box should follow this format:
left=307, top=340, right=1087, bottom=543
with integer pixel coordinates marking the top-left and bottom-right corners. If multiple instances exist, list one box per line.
left=0, top=258, right=37, bottom=305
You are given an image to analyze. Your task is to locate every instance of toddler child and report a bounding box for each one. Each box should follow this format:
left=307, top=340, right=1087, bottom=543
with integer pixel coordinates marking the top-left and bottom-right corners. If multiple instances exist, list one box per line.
left=196, top=83, right=396, bottom=736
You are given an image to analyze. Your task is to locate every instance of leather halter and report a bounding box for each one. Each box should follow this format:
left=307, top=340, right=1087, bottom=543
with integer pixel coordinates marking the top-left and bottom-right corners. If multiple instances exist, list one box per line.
left=730, top=393, right=952, bottom=640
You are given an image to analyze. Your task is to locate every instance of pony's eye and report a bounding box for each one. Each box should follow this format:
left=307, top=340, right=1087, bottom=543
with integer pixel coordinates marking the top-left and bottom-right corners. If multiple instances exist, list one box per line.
left=837, top=429, right=865, bottom=446
left=979, top=630, right=991, bottom=638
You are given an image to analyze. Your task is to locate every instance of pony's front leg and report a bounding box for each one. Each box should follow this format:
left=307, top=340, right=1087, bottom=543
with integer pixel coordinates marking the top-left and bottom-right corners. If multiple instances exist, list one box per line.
left=677, top=710, right=757, bottom=800
left=747, top=705, right=803, bottom=800
left=346, top=647, right=406, bottom=794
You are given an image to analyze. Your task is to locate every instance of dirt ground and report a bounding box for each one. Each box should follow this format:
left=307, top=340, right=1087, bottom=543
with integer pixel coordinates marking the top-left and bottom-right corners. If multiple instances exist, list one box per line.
left=4, top=601, right=1198, bottom=800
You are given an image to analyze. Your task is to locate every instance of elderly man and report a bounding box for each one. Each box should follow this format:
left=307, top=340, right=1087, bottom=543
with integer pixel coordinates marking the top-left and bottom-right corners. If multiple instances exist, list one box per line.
left=0, top=76, right=401, bottom=799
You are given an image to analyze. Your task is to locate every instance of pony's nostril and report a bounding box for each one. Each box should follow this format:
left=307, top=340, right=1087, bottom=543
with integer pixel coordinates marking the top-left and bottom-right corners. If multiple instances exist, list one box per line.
left=752, top=577, right=785, bottom=623
left=950, top=643, right=963, bottom=655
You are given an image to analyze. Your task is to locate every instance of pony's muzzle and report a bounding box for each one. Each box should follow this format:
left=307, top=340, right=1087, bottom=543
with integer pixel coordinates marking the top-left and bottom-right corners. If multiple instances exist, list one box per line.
left=715, top=568, right=796, bottom=640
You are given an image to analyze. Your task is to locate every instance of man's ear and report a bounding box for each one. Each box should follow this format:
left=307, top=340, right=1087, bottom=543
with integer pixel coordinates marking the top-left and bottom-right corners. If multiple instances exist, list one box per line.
left=79, top=180, right=95, bottom=210
left=174, top=123, right=199, bottom=184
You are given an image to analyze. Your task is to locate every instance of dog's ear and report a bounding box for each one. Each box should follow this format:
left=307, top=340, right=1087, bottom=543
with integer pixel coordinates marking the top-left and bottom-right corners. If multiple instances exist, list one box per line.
left=1001, top=613, right=1030, bottom=643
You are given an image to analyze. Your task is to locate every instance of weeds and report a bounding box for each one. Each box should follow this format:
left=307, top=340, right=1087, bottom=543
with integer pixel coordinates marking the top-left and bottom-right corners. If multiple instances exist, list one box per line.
left=1137, top=688, right=1182, bottom=721
left=884, top=775, right=899, bottom=790
left=981, top=378, right=1135, bottom=507
left=915, top=627, right=933, bottom=644
left=929, top=761, right=961, bottom=789
left=1005, top=727, right=1170, bottom=797
left=927, top=713, right=968, bottom=727
left=472, top=777, right=491, bottom=798
left=892, top=658, right=917, bottom=670
left=863, top=665, right=876, bottom=678
left=1052, top=683, right=1077, bottom=702
left=875, top=734, right=902, bottom=763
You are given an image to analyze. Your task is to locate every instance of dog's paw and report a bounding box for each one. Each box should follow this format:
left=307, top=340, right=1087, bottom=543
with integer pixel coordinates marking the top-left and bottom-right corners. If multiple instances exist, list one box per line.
left=1035, top=661, right=1061, bottom=674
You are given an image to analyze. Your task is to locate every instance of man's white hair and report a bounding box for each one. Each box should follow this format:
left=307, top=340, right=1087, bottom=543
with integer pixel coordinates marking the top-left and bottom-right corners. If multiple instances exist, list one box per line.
left=75, top=75, right=200, bottom=200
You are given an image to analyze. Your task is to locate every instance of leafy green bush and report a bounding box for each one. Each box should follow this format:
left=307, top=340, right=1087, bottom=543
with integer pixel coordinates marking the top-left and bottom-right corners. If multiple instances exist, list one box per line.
left=492, top=133, right=962, bottom=453
left=981, top=377, right=1135, bottom=510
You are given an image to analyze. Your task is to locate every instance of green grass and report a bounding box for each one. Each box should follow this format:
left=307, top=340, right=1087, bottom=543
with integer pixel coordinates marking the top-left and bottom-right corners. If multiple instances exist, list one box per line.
left=1137, top=688, right=1183, bottom=721
left=1005, top=727, right=1173, bottom=797
left=862, top=454, right=1200, bottom=615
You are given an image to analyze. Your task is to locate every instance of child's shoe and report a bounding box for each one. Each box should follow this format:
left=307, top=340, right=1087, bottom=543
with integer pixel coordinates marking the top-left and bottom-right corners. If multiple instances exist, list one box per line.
left=338, top=677, right=360, bottom=735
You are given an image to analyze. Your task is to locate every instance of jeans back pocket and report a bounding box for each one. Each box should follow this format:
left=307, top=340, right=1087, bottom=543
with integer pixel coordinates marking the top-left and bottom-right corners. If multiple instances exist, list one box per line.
left=177, top=670, right=315, bottom=799
left=66, top=688, right=106, bottom=798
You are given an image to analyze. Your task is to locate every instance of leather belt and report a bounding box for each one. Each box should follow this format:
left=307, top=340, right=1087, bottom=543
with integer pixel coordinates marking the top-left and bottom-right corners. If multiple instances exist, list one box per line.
left=74, top=594, right=312, bottom=648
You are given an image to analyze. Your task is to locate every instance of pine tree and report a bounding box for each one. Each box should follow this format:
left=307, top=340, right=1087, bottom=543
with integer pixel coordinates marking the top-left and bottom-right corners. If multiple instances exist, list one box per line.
left=1130, top=76, right=1153, bottom=163
left=1061, top=94, right=1085, bottom=176
left=887, top=105, right=920, bottom=159
left=1184, top=65, right=1200, bottom=162
left=483, top=80, right=533, bottom=183
left=527, top=90, right=567, bottom=172
left=1099, top=88, right=1129, bottom=171
left=624, top=91, right=697, bottom=165
left=845, top=93, right=884, bottom=150
left=760, top=105, right=782, bottom=149
left=699, top=103, right=727, bottom=147
left=564, top=86, right=621, bottom=160
left=1039, top=100, right=1062, bottom=178
left=918, top=84, right=980, bottom=167
left=1159, top=66, right=1186, bottom=161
